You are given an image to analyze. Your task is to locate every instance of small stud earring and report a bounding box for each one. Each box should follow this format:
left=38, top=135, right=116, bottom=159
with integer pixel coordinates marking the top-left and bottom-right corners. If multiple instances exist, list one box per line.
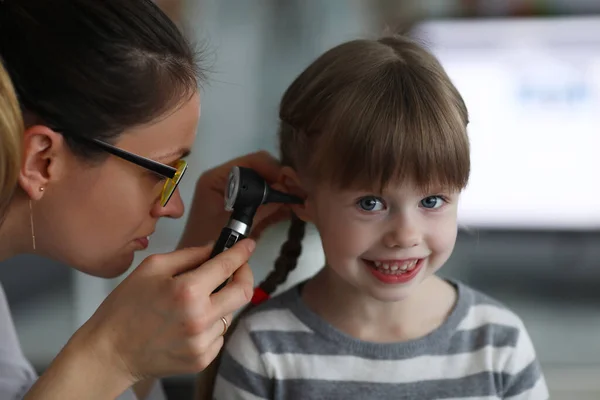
left=39, top=187, right=44, bottom=192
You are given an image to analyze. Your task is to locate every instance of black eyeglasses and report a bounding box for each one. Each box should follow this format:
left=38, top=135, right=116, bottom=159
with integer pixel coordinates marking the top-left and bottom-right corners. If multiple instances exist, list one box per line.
left=73, top=136, right=187, bottom=207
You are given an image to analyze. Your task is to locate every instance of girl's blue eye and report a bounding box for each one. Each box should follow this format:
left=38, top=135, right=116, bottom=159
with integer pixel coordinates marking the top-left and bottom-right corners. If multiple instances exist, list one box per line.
left=420, top=196, right=445, bottom=209
left=357, top=196, right=385, bottom=212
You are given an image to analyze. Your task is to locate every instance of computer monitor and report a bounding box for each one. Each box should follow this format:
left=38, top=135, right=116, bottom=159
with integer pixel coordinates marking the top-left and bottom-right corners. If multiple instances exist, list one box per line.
left=411, top=16, right=600, bottom=229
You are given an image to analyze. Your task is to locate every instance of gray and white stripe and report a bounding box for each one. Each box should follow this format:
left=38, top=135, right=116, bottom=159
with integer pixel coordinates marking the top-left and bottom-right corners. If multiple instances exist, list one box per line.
left=214, top=280, right=549, bottom=400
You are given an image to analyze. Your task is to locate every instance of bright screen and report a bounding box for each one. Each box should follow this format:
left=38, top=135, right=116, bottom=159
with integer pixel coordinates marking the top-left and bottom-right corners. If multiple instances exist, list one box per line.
left=412, top=17, right=600, bottom=229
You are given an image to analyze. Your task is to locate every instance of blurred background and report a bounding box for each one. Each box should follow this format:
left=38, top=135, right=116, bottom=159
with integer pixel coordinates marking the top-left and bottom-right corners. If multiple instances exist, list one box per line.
left=2, top=0, right=600, bottom=398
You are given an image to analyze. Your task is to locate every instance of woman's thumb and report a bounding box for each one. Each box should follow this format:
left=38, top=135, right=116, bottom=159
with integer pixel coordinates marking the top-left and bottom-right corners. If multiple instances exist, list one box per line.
left=138, top=244, right=215, bottom=278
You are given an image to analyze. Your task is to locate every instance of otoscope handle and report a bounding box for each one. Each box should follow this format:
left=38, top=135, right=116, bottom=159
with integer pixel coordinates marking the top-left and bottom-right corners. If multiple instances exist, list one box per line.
left=210, top=226, right=247, bottom=293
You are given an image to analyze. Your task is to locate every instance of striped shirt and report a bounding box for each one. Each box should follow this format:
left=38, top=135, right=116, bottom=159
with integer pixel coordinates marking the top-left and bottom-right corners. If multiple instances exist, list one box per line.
left=214, top=280, right=549, bottom=399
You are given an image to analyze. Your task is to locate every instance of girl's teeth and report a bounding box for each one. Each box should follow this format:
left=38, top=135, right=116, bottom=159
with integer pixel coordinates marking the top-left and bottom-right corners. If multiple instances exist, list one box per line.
left=369, top=259, right=420, bottom=274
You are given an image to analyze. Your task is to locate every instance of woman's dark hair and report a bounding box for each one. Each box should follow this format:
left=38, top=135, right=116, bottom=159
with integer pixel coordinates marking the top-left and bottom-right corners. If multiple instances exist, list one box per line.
left=0, top=0, right=201, bottom=158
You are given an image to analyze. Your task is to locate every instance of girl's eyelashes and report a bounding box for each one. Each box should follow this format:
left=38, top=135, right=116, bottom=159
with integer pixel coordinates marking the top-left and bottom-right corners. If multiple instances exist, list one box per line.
left=354, top=194, right=450, bottom=211
left=356, top=196, right=386, bottom=212
left=420, top=195, right=448, bottom=209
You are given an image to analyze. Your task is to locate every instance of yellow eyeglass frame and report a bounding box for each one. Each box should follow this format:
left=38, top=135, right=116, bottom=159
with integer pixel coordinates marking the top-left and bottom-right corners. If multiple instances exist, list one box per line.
left=160, top=159, right=187, bottom=206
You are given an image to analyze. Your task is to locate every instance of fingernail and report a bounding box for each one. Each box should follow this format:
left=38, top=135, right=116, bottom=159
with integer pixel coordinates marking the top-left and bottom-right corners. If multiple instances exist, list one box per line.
left=246, top=239, right=256, bottom=252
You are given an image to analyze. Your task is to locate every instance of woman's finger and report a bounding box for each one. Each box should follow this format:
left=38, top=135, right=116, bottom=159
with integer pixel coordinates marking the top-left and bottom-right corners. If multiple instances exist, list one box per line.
left=192, top=334, right=226, bottom=371
left=185, top=239, right=255, bottom=293
left=174, top=333, right=225, bottom=371
left=252, top=206, right=293, bottom=239
left=231, top=150, right=282, bottom=184
left=206, top=313, right=233, bottom=341
left=184, top=314, right=232, bottom=353
left=142, top=245, right=213, bottom=277
left=209, top=263, right=254, bottom=315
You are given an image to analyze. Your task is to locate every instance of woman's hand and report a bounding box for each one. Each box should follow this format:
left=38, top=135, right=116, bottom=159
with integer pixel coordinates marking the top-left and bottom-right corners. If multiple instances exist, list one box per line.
left=93, top=240, right=255, bottom=380
left=178, top=151, right=291, bottom=249
left=33, top=240, right=255, bottom=400
left=26, top=240, right=255, bottom=400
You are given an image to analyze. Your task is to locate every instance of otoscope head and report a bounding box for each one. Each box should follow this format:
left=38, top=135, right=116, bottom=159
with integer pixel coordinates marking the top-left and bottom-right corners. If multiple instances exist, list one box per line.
left=224, top=166, right=303, bottom=226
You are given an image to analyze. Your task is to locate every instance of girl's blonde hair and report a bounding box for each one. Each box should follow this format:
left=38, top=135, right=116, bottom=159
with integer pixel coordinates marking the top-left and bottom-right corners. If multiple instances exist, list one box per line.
left=197, top=34, right=470, bottom=399
left=0, top=61, right=23, bottom=223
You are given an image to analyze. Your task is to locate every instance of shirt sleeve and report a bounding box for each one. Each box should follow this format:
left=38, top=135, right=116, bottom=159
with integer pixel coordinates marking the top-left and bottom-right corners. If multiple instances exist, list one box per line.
left=213, top=319, right=272, bottom=400
left=0, top=283, right=38, bottom=400
left=502, top=327, right=549, bottom=400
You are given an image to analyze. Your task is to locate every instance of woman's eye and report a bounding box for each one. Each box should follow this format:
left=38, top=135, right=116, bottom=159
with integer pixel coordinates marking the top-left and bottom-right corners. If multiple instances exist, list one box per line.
left=357, top=196, right=386, bottom=212
left=149, top=171, right=167, bottom=183
left=420, top=196, right=445, bottom=209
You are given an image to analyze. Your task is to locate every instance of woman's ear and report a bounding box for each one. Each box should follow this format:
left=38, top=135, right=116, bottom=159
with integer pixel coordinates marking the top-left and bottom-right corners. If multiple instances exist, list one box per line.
left=278, top=166, right=312, bottom=222
left=19, top=125, right=66, bottom=200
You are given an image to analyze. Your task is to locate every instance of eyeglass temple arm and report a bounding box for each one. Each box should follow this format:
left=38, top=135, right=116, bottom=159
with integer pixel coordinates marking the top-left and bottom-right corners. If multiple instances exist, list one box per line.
left=90, top=138, right=177, bottom=179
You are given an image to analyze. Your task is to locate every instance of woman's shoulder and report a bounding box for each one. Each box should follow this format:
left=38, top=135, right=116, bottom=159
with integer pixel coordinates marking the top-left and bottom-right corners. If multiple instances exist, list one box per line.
left=0, top=282, right=167, bottom=400
left=0, top=282, right=38, bottom=398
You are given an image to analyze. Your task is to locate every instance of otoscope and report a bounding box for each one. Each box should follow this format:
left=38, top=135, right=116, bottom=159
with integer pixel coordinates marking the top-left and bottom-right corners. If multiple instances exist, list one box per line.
left=210, top=166, right=303, bottom=293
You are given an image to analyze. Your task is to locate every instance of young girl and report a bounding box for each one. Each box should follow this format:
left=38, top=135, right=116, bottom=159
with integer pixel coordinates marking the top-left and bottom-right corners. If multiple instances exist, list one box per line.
left=210, top=35, right=548, bottom=399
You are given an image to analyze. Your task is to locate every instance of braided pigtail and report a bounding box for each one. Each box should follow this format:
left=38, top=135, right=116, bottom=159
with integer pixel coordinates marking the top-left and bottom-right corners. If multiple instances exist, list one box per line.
left=253, top=213, right=306, bottom=301
left=196, top=214, right=307, bottom=400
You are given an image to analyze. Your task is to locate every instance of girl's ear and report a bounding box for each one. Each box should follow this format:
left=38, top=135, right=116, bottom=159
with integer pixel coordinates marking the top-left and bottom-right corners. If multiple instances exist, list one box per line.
left=278, top=166, right=312, bottom=223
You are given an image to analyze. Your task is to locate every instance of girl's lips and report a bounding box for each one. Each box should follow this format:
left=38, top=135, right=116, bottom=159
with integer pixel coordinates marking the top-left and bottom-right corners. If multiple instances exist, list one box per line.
left=363, top=258, right=425, bottom=284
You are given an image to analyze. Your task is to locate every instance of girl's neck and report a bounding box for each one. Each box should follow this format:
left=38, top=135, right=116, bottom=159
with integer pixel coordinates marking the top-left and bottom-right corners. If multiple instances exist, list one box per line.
left=301, top=267, right=457, bottom=343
